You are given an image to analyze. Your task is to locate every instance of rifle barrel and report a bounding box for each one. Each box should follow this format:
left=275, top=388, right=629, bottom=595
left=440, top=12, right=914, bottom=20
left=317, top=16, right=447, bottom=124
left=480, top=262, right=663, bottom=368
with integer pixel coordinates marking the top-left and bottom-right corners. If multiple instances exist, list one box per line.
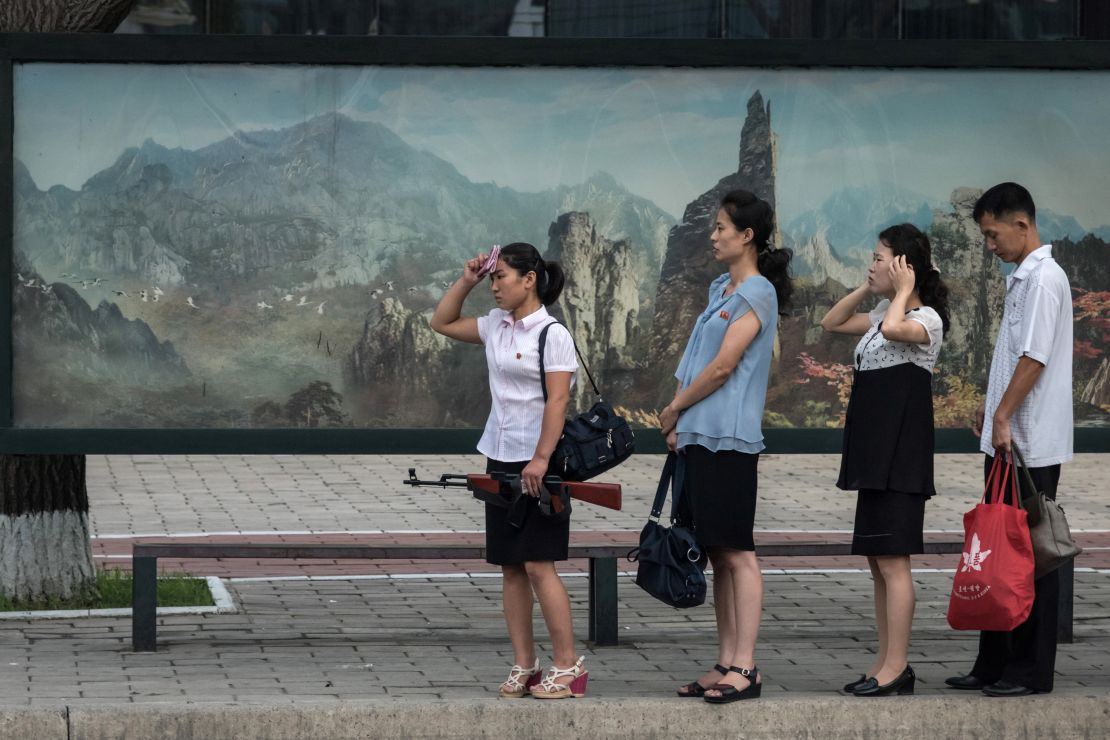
left=404, top=468, right=470, bottom=488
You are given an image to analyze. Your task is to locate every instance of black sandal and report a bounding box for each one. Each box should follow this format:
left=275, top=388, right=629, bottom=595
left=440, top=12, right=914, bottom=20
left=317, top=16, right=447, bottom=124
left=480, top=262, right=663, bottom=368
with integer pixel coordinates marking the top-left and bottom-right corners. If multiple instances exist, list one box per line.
left=704, top=666, right=762, bottom=704
left=677, top=663, right=728, bottom=697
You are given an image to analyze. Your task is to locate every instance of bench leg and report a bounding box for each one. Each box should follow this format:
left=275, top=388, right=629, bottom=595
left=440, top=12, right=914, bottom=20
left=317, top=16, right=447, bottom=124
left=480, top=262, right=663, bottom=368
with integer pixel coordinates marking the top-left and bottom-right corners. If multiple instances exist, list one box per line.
left=132, top=556, right=158, bottom=652
left=1057, top=559, right=1074, bottom=644
left=588, top=556, right=618, bottom=647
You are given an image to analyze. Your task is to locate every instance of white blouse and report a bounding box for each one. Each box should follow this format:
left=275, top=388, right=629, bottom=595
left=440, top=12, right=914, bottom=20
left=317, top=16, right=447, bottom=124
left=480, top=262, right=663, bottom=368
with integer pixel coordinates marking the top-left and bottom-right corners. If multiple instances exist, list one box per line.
left=854, top=299, right=944, bottom=373
left=476, top=306, right=577, bottom=463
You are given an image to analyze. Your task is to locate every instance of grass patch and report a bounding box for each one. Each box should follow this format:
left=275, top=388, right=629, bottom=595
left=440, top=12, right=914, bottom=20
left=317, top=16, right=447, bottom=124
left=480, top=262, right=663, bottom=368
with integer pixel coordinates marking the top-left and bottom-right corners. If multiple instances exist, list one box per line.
left=0, top=570, right=215, bottom=612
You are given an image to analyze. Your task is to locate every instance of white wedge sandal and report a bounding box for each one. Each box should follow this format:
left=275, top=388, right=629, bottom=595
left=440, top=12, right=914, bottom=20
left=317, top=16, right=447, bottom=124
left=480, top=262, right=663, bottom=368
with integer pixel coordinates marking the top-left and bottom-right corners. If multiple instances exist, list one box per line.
left=530, top=657, right=588, bottom=699
left=499, top=657, right=542, bottom=699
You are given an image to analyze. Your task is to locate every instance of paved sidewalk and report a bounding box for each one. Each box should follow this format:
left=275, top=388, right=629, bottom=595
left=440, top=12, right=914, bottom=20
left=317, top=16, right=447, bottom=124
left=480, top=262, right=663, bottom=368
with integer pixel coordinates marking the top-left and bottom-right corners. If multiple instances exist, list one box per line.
left=83, top=453, right=1110, bottom=536
left=1, top=453, right=1108, bottom=738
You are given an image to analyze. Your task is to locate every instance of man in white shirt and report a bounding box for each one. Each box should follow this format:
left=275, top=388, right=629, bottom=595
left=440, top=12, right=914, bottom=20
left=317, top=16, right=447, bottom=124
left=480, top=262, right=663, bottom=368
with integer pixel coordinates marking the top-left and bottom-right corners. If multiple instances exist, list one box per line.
left=946, top=182, right=1074, bottom=697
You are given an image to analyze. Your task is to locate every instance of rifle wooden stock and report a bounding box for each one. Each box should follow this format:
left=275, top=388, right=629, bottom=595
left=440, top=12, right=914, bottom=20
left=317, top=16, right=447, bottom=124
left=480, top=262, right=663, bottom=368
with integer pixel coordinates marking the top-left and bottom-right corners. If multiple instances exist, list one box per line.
left=554, top=480, right=621, bottom=512
left=465, top=474, right=622, bottom=512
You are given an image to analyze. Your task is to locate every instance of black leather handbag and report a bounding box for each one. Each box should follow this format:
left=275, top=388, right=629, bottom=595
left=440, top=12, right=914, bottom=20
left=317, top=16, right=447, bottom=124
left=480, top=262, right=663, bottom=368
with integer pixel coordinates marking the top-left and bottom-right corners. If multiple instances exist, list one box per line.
left=538, top=321, right=635, bottom=482
left=627, top=453, right=706, bottom=609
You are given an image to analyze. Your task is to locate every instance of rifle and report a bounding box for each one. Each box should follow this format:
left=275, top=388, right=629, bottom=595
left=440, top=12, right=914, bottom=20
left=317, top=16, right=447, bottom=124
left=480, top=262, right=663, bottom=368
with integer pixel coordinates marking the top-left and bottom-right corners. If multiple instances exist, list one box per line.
left=404, top=468, right=621, bottom=527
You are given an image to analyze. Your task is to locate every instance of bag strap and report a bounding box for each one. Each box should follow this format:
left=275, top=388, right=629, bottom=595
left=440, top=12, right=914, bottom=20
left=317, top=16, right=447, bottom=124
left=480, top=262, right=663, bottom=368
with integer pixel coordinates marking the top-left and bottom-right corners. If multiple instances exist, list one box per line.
left=648, top=452, right=686, bottom=524
left=670, top=453, right=686, bottom=524
left=649, top=453, right=678, bottom=522
left=538, top=319, right=602, bottom=402
left=1009, top=442, right=1042, bottom=501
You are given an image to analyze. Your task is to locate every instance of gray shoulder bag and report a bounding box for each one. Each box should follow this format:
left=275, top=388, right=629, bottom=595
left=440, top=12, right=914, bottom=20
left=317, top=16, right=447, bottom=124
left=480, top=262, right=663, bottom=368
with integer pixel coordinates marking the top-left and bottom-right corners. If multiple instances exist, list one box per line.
left=1011, top=441, right=1082, bottom=579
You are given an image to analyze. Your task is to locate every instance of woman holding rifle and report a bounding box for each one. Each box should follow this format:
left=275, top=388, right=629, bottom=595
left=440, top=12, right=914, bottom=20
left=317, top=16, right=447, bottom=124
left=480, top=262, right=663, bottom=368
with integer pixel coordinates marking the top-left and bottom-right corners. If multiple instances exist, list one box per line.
left=430, top=242, right=588, bottom=700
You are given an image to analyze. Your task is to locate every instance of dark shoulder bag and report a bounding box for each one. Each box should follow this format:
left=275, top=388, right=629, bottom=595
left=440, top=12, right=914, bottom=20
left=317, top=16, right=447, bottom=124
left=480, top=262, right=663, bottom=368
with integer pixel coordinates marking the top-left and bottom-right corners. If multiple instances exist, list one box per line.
left=627, top=453, right=706, bottom=609
left=538, top=321, right=635, bottom=482
left=1011, top=442, right=1081, bottom=579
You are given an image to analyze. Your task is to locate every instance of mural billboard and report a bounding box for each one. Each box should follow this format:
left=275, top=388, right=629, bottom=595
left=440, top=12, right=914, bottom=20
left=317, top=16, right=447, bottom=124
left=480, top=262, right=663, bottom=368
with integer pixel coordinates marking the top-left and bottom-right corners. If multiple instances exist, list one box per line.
left=11, top=62, right=1110, bottom=430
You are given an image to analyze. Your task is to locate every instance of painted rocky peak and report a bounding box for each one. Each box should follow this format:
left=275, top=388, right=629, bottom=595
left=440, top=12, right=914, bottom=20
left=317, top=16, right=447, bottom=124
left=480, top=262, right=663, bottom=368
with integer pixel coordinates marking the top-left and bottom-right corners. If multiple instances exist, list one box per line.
left=646, top=90, right=777, bottom=401
left=925, top=187, right=1005, bottom=384
left=545, top=211, right=640, bottom=408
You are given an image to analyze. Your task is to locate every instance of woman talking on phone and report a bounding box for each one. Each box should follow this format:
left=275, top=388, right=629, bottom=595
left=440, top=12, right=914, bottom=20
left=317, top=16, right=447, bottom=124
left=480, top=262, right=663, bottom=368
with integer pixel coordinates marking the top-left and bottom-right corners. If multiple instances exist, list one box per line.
left=820, top=223, right=949, bottom=697
left=430, top=242, right=588, bottom=700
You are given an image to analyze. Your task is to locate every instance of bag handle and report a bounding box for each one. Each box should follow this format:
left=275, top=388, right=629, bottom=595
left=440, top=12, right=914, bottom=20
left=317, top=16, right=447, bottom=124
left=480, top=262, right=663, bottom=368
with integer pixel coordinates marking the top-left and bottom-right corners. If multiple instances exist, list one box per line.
left=1009, top=442, right=1041, bottom=501
left=670, top=454, right=686, bottom=524
left=1009, top=441, right=1045, bottom=523
left=983, top=454, right=1005, bottom=503
left=538, top=320, right=602, bottom=402
left=649, top=452, right=685, bottom=523
left=984, top=453, right=1021, bottom=509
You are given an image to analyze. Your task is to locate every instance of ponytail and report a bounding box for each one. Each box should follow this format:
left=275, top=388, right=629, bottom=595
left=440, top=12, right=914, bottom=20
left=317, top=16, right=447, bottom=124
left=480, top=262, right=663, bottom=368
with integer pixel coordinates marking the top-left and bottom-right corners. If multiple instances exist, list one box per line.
left=539, top=261, right=566, bottom=306
left=917, top=267, right=951, bottom=334
left=757, top=247, right=794, bottom=313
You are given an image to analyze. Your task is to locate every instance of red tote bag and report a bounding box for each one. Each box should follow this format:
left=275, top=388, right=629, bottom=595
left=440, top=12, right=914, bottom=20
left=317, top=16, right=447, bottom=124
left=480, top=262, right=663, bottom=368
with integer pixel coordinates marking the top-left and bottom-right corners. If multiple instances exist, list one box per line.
left=947, top=454, right=1035, bottom=631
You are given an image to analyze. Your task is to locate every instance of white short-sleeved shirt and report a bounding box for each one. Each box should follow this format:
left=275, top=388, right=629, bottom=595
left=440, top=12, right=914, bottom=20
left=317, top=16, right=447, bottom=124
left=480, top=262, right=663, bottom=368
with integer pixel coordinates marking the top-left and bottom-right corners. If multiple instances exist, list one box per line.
left=853, top=299, right=944, bottom=372
left=476, top=306, right=577, bottom=463
left=981, top=246, right=1073, bottom=467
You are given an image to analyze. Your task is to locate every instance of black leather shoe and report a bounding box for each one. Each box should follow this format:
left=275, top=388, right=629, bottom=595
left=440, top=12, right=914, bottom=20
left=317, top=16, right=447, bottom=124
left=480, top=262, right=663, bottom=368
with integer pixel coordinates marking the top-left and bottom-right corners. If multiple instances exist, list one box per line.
left=843, top=674, right=869, bottom=693
left=944, top=674, right=985, bottom=690
left=983, top=681, right=1037, bottom=697
left=851, top=665, right=915, bottom=697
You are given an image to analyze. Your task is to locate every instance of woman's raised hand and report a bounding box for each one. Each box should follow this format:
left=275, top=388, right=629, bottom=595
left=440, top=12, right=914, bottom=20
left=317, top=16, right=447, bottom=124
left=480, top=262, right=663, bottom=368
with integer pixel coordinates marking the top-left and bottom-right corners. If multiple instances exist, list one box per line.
left=462, top=254, right=486, bottom=286
left=888, top=254, right=916, bottom=295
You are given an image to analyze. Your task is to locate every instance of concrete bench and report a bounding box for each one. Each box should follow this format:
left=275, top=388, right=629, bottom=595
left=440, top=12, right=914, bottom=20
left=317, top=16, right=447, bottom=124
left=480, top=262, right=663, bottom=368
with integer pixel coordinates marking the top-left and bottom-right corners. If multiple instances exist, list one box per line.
left=130, top=539, right=1075, bottom=652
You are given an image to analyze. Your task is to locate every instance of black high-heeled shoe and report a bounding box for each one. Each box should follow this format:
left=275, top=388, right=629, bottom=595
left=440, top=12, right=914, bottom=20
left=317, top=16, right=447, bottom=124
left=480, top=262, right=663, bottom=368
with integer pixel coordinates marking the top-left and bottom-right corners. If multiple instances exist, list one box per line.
left=851, top=665, right=915, bottom=697
left=704, top=666, right=762, bottom=704
left=843, top=673, right=870, bottom=693
left=677, top=664, right=728, bottom=698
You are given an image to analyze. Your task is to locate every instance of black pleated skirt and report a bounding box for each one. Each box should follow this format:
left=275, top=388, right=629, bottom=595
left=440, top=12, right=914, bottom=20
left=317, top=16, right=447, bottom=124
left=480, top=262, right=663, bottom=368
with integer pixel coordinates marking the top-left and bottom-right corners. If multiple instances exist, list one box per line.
left=837, top=363, right=936, bottom=497
left=484, top=458, right=570, bottom=566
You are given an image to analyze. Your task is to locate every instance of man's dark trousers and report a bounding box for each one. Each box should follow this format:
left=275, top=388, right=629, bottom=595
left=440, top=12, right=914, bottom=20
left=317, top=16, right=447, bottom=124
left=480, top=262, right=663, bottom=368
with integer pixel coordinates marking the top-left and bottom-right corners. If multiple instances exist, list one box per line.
left=970, top=454, right=1062, bottom=692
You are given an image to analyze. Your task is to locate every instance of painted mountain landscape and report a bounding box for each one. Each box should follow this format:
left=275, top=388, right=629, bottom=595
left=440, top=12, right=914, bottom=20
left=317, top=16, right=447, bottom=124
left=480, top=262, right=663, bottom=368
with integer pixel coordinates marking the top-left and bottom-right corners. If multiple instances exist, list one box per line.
left=11, top=64, right=1110, bottom=429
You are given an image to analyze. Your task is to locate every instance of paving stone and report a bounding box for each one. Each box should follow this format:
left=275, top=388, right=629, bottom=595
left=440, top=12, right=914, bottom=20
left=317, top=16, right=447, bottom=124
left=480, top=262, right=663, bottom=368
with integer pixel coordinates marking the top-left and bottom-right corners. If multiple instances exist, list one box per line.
left=5, top=453, right=1108, bottom=731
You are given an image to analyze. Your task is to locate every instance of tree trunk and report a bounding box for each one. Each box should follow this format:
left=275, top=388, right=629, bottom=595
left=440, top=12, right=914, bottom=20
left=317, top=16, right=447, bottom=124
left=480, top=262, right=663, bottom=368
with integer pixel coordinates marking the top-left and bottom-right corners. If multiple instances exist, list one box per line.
left=1, top=0, right=136, bottom=33
left=0, top=456, right=96, bottom=603
left=1, top=0, right=137, bottom=604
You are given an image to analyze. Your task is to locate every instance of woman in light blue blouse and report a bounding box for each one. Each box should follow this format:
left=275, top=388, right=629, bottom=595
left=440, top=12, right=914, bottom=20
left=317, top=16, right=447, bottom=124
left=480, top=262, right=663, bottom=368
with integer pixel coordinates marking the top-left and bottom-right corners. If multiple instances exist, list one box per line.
left=660, top=190, right=793, bottom=704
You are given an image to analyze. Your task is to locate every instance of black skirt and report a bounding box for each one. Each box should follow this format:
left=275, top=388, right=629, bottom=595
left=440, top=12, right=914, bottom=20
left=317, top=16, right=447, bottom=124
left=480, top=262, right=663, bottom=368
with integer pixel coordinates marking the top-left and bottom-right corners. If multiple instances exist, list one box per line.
left=837, top=363, right=936, bottom=497
left=679, top=444, right=759, bottom=551
left=852, top=489, right=926, bottom=555
left=484, top=459, right=570, bottom=566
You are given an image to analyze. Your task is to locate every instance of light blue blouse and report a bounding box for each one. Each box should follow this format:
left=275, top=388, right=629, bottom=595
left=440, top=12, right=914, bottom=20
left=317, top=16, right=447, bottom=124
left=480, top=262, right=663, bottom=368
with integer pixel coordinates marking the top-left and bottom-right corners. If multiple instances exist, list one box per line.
left=674, top=273, right=779, bottom=454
